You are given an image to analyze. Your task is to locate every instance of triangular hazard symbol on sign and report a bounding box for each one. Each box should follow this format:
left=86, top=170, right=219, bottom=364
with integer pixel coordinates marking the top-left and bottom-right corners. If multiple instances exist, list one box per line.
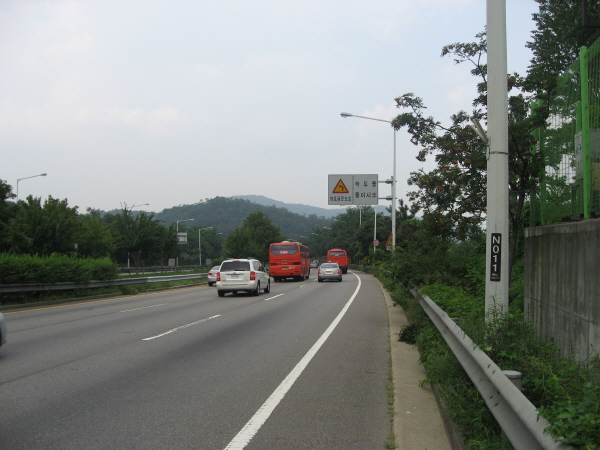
left=332, top=179, right=350, bottom=194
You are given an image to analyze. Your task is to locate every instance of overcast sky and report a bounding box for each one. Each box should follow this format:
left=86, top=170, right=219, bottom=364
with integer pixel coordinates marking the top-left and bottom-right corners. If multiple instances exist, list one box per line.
left=1, top=0, right=539, bottom=214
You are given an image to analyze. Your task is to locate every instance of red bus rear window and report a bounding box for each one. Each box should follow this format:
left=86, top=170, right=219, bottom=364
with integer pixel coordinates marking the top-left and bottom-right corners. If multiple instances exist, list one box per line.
left=329, top=251, right=345, bottom=257
left=271, top=244, right=298, bottom=255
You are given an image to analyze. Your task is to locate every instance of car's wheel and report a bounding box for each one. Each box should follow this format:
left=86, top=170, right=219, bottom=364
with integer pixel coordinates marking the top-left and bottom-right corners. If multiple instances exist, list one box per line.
left=253, top=282, right=260, bottom=296
left=218, top=290, right=225, bottom=297
left=338, top=278, right=342, bottom=282
left=318, top=278, right=323, bottom=282
left=264, top=280, right=271, bottom=293
left=208, top=282, right=214, bottom=287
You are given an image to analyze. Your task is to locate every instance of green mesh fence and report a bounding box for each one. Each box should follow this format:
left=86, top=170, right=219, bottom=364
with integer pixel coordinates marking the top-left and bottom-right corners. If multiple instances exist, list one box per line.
left=532, top=39, right=600, bottom=225
left=588, top=39, right=600, bottom=217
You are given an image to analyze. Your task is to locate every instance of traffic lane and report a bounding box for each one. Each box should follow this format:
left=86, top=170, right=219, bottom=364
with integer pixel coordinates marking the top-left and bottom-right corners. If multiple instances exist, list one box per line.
left=3, top=276, right=307, bottom=334
left=0, top=277, right=361, bottom=449
left=0, top=274, right=364, bottom=449
left=245, top=272, right=390, bottom=449
left=0, top=286, right=223, bottom=382
left=0, top=280, right=306, bottom=381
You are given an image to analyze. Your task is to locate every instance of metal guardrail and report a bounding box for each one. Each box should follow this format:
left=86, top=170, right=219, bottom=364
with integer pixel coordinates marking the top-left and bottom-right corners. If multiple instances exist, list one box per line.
left=118, top=265, right=199, bottom=275
left=411, top=289, right=571, bottom=450
left=0, top=273, right=207, bottom=294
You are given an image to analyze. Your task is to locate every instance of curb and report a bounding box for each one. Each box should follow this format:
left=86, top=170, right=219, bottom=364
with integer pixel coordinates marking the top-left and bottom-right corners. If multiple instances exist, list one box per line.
left=375, top=277, right=454, bottom=450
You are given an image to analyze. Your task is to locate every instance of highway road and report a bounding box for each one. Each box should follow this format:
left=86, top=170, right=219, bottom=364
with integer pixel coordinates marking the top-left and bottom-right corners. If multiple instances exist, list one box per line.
left=0, top=271, right=391, bottom=449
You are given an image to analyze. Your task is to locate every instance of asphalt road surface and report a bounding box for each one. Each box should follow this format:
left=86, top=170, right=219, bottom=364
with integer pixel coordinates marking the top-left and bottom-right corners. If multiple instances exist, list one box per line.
left=0, top=271, right=391, bottom=450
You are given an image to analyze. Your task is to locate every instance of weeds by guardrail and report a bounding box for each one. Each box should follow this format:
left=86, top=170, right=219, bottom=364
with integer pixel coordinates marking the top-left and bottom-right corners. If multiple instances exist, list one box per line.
left=411, top=289, right=571, bottom=450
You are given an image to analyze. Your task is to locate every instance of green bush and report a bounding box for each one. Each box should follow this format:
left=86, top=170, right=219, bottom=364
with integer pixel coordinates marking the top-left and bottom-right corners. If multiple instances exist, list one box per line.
left=0, top=253, right=118, bottom=284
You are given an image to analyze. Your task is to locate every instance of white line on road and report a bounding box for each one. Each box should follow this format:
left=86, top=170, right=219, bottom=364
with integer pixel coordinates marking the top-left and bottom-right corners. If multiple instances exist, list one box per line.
left=120, top=303, right=168, bottom=313
left=223, top=272, right=362, bottom=450
left=263, top=294, right=284, bottom=302
left=142, top=315, right=221, bottom=341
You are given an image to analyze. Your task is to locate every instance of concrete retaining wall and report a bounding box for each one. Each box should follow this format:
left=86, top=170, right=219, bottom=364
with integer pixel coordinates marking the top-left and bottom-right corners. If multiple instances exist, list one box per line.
left=525, top=218, right=600, bottom=360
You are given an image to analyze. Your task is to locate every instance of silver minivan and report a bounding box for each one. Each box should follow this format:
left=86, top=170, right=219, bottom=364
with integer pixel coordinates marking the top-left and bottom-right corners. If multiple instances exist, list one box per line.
left=217, top=258, right=271, bottom=297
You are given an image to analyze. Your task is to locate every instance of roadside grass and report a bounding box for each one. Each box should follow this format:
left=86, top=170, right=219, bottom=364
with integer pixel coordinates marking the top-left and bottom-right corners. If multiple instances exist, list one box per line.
left=386, top=348, right=397, bottom=449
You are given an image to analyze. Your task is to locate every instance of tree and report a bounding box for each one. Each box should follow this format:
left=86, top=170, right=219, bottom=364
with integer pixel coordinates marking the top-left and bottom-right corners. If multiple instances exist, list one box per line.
left=153, top=224, right=179, bottom=267
left=224, top=211, right=284, bottom=262
left=392, top=31, right=545, bottom=281
left=77, top=214, right=116, bottom=258
left=110, top=208, right=165, bottom=268
left=0, top=179, right=17, bottom=253
left=8, top=195, right=80, bottom=255
left=524, top=0, right=600, bottom=96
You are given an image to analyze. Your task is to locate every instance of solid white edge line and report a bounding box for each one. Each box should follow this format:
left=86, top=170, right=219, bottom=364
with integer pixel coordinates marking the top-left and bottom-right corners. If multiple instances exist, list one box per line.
left=223, top=272, right=362, bottom=450
left=142, top=315, right=221, bottom=341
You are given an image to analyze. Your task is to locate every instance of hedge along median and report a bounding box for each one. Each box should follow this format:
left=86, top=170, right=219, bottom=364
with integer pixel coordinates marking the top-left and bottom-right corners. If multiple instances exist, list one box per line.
left=0, top=253, right=120, bottom=305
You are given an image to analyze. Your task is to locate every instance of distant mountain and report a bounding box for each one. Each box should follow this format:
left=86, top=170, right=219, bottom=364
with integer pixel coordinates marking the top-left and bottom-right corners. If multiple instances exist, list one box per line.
left=232, top=195, right=390, bottom=217
left=231, top=195, right=345, bottom=218
left=152, top=196, right=335, bottom=240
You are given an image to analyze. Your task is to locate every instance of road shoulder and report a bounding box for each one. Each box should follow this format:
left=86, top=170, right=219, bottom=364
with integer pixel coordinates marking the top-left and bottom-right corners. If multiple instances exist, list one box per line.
left=377, top=277, right=453, bottom=450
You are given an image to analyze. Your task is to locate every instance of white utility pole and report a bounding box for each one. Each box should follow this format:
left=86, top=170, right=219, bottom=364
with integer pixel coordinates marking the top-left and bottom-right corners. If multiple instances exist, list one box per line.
left=485, top=0, right=510, bottom=318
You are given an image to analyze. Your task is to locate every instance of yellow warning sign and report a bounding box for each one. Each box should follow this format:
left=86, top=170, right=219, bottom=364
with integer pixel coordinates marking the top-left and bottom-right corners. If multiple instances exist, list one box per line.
left=385, top=233, right=393, bottom=247
left=332, top=179, right=350, bottom=194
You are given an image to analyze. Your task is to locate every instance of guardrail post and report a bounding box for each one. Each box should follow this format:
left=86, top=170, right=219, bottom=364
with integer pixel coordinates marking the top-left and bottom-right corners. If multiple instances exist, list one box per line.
left=501, top=370, right=523, bottom=443
left=502, top=370, right=522, bottom=391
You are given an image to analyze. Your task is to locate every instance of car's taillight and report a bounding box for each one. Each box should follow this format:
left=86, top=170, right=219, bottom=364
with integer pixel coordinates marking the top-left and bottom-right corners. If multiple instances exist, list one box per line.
left=250, top=271, right=256, bottom=280
left=318, top=270, right=321, bottom=274
left=216, top=272, right=221, bottom=281
left=337, top=269, right=341, bottom=274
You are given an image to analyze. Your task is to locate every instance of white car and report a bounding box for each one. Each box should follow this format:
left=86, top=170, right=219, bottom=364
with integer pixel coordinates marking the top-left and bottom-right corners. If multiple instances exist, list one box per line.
left=0, top=312, right=6, bottom=347
left=207, top=266, right=220, bottom=286
left=217, top=258, right=270, bottom=297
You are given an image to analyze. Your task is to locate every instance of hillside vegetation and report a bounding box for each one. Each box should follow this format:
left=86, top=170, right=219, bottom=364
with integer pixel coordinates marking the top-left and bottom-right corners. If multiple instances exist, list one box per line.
left=154, top=196, right=334, bottom=240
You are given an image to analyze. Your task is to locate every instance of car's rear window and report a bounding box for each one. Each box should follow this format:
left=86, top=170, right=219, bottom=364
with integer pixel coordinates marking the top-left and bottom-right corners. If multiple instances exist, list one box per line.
left=220, top=261, right=251, bottom=271
left=320, top=263, right=338, bottom=269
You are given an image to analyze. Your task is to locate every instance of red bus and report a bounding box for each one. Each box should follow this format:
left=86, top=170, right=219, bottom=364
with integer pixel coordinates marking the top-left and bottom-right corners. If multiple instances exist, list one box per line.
left=326, top=248, right=349, bottom=274
left=269, top=241, right=311, bottom=282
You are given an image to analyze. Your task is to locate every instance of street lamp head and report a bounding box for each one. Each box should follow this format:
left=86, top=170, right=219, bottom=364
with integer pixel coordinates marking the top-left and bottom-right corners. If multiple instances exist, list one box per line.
left=340, top=112, right=353, bottom=118
left=40, top=173, right=47, bottom=176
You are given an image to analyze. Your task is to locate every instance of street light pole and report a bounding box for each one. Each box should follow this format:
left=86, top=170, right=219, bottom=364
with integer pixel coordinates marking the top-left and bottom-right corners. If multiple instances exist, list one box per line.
left=199, top=227, right=213, bottom=267
left=341, top=112, right=397, bottom=248
left=176, top=218, right=194, bottom=232
left=485, top=0, right=510, bottom=317
left=16, top=173, right=47, bottom=201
